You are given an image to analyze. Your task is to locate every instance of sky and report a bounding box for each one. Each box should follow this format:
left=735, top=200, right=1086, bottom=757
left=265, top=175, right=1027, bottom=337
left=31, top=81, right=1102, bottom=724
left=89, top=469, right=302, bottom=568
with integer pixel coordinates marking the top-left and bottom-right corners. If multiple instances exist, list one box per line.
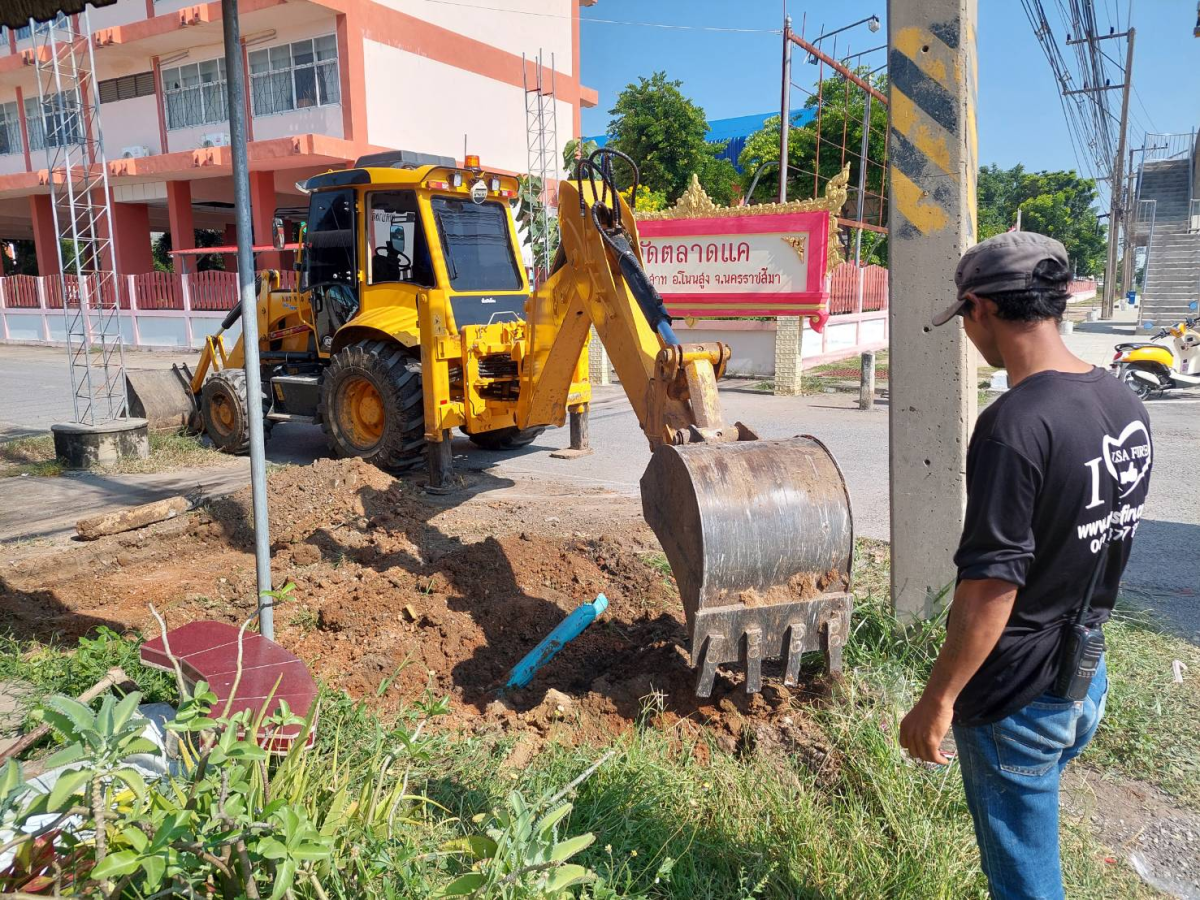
left=578, top=1, right=1199, bottom=205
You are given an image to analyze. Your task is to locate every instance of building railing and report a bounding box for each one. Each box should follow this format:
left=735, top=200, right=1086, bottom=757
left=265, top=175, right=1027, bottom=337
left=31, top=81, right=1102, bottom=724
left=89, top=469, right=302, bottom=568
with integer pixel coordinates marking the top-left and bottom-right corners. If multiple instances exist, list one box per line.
left=0, top=270, right=297, bottom=347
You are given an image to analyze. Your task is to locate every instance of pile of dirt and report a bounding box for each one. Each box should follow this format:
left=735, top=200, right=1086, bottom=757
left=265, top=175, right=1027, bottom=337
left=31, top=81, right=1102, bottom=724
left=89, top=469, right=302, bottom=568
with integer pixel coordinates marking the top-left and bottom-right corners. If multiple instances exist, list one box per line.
left=0, top=457, right=838, bottom=761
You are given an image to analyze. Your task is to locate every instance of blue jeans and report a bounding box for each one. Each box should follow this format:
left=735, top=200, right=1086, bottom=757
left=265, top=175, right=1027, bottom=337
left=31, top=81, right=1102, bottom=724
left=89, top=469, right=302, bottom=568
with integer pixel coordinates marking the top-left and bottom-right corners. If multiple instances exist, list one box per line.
left=952, top=656, right=1108, bottom=900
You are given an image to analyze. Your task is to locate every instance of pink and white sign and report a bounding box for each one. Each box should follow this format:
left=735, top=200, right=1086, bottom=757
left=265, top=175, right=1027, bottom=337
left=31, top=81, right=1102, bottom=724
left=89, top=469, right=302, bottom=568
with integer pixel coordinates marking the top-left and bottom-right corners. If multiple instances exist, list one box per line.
left=636, top=211, right=831, bottom=328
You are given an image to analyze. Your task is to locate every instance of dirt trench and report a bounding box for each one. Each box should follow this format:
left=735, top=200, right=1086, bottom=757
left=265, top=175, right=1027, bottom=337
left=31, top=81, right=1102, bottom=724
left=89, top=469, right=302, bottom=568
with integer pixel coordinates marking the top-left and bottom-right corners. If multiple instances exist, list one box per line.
left=1, top=458, right=837, bottom=761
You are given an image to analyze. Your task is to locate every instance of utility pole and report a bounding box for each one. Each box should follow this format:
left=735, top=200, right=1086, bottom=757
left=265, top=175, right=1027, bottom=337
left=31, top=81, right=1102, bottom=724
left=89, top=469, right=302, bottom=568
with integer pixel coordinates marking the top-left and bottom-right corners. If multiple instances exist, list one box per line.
left=1121, top=149, right=1137, bottom=299
left=222, top=0, right=274, bottom=639
left=1078, top=28, right=1134, bottom=319
left=779, top=16, right=792, bottom=203
left=887, top=0, right=979, bottom=623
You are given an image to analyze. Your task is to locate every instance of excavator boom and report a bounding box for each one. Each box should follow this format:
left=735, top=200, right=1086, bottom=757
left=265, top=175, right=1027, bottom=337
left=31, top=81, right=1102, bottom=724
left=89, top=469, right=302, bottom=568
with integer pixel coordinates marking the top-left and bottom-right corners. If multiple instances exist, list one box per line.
left=521, top=149, right=854, bottom=695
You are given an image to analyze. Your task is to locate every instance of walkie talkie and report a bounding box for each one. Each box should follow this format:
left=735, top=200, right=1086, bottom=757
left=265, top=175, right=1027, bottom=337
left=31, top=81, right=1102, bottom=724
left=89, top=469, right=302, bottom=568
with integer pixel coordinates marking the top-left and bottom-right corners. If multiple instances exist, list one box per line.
left=1052, top=541, right=1111, bottom=701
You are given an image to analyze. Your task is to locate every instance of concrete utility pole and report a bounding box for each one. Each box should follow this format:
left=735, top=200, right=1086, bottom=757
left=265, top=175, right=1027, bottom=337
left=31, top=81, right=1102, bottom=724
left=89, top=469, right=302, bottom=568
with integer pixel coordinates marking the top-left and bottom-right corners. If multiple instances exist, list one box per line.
left=887, top=0, right=979, bottom=623
left=1121, top=151, right=1137, bottom=298
left=779, top=16, right=792, bottom=203
left=1090, top=28, right=1135, bottom=319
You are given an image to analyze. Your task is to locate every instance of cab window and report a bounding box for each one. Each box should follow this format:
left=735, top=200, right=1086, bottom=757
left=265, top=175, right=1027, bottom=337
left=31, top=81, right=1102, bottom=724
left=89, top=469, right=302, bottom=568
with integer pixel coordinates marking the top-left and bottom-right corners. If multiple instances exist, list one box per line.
left=430, top=197, right=521, bottom=292
left=304, top=188, right=355, bottom=289
left=368, top=191, right=434, bottom=286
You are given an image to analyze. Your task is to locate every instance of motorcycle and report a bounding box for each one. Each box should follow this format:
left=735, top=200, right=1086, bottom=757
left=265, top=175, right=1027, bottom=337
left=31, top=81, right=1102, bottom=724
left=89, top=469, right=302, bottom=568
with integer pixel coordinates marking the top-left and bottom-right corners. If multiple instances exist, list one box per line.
left=1111, top=313, right=1200, bottom=399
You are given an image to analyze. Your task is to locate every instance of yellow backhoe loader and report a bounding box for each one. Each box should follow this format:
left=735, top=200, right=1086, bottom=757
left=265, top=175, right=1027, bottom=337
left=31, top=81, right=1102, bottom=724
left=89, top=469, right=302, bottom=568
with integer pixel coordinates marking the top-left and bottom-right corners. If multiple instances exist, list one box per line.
left=126, top=147, right=854, bottom=696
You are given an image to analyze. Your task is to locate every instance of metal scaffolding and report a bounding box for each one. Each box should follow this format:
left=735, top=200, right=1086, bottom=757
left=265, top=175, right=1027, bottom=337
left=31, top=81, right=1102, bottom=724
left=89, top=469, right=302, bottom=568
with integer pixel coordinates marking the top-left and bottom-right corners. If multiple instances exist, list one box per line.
left=522, top=50, right=558, bottom=286
left=33, top=9, right=127, bottom=425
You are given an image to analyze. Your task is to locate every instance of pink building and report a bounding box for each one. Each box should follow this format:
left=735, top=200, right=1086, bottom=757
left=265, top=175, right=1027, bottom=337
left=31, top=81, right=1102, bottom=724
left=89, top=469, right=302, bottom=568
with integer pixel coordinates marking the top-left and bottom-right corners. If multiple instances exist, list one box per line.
left=0, top=0, right=597, bottom=276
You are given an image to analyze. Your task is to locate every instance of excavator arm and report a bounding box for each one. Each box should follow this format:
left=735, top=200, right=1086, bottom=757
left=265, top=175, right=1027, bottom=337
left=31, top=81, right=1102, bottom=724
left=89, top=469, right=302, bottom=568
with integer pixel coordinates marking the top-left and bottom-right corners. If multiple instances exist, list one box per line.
left=518, top=150, right=855, bottom=697
left=518, top=176, right=743, bottom=447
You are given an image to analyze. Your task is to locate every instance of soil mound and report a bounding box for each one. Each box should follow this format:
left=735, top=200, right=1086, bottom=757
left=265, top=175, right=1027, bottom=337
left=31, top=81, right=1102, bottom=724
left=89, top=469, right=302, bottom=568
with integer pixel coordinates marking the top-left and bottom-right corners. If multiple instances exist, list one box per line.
left=1, top=458, right=837, bottom=757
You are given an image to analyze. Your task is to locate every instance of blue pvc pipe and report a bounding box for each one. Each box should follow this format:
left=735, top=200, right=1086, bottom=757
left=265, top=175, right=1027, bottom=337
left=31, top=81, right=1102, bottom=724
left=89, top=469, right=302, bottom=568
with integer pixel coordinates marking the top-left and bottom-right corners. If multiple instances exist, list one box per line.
left=504, top=594, right=609, bottom=691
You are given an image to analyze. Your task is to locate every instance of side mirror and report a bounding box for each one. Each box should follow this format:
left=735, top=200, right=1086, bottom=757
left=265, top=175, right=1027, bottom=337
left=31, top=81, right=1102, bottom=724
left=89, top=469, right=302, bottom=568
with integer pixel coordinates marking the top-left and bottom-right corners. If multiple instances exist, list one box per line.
left=272, top=216, right=286, bottom=250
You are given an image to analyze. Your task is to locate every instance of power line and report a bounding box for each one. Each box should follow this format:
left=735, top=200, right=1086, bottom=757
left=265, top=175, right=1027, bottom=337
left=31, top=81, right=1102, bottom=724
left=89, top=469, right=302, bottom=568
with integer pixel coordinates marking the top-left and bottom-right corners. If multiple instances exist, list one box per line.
left=417, top=0, right=782, bottom=33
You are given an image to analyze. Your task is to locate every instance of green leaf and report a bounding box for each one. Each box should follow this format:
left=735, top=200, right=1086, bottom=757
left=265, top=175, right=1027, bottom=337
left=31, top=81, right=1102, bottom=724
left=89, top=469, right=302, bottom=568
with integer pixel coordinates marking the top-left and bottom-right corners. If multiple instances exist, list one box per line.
left=112, top=767, right=148, bottom=800
left=90, top=849, right=140, bottom=881
left=43, top=743, right=87, bottom=770
left=45, top=696, right=95, bottom=733
left=121, top=826, right=149, bottom=852
left=549, top=833, right=594, bottom=863
left=96, top=694, right=115, bottom=735
left=440, top=873, right=486, bottom=896
left=442, top=835, right=497, bottom=859
left=141, top=853, right=166, bottom=890
left=257, top=836, right=288, bottom=861
left=268, top=857, right=297, bottom=900
left=111, top=691, right=143, bottom=732
left=120, top=737, right=162, bottom=758
left=47, top=767, right=92, bottom=811
left=0, top=758, right=24, bottom=798
left=543, top=863, right=593, bottom=893
left=535, top=802, right=573, bottom=837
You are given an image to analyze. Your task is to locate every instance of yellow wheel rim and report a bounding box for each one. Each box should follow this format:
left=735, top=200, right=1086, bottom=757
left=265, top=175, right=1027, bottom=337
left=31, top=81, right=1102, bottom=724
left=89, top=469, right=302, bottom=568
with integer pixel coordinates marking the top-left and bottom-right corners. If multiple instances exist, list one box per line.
left=338, top=375, right=385, bottom=451
left=210, top=392, right=237, bottom=437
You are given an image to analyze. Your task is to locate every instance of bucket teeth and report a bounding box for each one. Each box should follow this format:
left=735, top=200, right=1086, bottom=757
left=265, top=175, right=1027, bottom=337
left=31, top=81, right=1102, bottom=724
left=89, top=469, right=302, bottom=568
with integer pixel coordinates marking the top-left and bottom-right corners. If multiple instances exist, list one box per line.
left=783, top=622, right=807, bottom=687
left=821, top=616, right=845, bottom=676
left=743, top=626, right=763, bottom=694
left=695, top=633, right=724, bottom=698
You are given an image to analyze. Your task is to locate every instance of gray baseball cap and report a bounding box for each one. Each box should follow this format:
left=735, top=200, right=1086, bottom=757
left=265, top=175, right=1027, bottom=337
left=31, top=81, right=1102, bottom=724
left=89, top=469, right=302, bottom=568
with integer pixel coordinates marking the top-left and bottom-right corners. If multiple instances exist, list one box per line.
left=932, top=231, right=1072, bottom=326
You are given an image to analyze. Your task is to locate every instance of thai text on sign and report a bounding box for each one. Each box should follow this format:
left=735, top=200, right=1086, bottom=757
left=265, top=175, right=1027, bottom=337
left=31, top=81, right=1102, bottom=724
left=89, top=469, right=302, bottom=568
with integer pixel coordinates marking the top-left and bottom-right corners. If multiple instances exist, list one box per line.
left=636, top=211, right=832, bottom=329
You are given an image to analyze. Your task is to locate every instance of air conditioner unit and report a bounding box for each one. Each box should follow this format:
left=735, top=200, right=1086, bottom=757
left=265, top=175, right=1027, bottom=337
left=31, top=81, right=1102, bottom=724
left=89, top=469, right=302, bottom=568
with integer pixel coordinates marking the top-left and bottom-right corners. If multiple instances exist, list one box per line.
left=202, top=132, right=230, bottom=148
left=121, top=145, right=151, bottom=159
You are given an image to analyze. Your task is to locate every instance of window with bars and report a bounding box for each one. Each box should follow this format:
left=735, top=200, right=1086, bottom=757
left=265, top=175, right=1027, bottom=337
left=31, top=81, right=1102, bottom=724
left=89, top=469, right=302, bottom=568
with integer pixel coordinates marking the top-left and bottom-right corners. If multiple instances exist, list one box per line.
left=98, top=71, right=157, bottom=104
left=25, top=91, right=82, bottom=151
left=249, top=35, right=339, bottom=118
left=0, top=102, right=21, bottom=156
left=162, top=59, right=228, bottom=130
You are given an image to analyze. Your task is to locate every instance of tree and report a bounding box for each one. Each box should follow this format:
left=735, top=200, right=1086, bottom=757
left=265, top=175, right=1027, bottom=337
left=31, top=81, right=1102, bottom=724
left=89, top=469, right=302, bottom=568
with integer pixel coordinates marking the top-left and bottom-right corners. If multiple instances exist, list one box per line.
left=152, top=229, right=228, bottom=272
left=739, top=69, right=889, bottom=214
left=562, top=137, right=598, bottom=177
left=977, top=164, right=1107, bottom=275
left=605, top=72, right=739, bottom=206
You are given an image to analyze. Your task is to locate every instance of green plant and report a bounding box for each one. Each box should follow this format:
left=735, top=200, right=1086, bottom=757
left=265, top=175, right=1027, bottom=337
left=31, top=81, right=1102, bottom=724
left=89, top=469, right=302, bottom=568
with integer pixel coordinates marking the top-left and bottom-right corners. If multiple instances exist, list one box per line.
left=442, top=792, right=594, bottom=898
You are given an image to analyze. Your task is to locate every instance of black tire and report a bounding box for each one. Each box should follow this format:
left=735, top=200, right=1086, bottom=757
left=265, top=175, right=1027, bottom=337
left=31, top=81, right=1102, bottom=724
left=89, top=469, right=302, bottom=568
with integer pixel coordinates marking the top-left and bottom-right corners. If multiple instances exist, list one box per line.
left=464, top=425, right=546, bottom=452
left=200, top=369, right=273, bottom=454
left=320, top=340, right=425, bottom=470
left=201, top=369, right=251, bottom=453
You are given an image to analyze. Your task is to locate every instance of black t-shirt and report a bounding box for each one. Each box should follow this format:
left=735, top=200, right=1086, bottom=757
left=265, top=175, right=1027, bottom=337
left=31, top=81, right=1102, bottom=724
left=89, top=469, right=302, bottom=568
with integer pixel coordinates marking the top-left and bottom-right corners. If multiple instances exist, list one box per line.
left=952, top=367, right=1152, bottom=726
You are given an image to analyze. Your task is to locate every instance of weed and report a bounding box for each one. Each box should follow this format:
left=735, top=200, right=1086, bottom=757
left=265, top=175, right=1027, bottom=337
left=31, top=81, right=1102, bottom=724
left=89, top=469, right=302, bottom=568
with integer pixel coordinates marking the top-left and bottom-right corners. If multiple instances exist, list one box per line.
left=289, top=607, right=319, bottom=634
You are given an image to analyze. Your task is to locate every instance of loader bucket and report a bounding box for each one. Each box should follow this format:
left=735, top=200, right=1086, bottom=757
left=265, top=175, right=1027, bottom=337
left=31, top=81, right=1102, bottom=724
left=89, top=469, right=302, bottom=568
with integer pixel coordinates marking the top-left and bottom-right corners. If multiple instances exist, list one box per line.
left=641, top=436, right=855, bottom=696
left=125, top=365, right=200, bottom=433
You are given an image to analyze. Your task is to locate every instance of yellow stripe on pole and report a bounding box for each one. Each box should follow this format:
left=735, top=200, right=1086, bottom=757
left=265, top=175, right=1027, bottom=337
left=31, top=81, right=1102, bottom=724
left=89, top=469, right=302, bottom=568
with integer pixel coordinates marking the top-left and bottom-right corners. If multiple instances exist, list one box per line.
left=892, top=168, right=949, bottom=235
left=892, top=26, right=956, bottom=93
left=891, top=89, right=954, bottom=176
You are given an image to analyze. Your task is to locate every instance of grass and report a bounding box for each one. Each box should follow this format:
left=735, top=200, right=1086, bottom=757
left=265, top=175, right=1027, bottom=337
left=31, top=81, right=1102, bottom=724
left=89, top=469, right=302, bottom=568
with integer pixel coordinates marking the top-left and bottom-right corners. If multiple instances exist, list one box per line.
left=0, top=430, right=228, bottom=478
left=0, top=434, right=64, bottom=477
left=0, top=540, right=1192, bottom=897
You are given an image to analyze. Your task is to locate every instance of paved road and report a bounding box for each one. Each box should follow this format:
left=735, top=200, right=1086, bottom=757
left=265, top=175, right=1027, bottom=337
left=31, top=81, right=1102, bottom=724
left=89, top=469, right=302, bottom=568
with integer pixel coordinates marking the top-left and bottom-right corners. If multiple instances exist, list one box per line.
left=2, top=331, right=1197, bottom=639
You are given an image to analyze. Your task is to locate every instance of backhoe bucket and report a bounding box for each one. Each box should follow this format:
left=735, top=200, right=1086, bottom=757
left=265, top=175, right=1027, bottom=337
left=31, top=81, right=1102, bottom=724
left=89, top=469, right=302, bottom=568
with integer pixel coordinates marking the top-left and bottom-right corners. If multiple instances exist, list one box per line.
left=125, top=365, right=200, bottom=432
left=641, top=436, right=854, bottom=696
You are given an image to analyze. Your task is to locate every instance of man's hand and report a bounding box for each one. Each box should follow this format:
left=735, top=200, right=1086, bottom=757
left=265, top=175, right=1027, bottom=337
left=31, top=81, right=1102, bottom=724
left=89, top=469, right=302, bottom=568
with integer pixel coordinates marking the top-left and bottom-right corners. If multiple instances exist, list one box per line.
left=899, top=694, right=955, bottom=764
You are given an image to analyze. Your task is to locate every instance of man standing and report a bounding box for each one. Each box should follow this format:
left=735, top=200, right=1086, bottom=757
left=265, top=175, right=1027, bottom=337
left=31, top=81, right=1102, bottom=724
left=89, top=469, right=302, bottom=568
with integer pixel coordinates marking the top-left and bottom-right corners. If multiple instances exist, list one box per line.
left=899, top=232, right=1152, bottom=899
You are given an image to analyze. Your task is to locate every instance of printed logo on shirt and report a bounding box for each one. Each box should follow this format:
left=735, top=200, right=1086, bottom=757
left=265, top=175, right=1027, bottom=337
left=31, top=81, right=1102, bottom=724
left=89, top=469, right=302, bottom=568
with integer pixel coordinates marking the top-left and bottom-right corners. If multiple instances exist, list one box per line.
left=1078, top=418, right=1152, bottom=553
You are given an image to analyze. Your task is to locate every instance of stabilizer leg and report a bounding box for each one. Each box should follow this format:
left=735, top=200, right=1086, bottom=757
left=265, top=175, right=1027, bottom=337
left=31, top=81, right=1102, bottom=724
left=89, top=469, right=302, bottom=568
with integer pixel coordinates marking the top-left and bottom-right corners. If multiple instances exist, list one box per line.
left=425, top=430, right=454, bottom=494
left=550, top=404, right=594, bottom=460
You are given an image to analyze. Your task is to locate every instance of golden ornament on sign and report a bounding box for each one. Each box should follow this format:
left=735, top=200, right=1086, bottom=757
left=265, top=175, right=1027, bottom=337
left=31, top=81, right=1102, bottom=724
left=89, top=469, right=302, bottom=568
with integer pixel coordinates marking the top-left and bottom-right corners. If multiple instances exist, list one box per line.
left=782, top=235, right=807, bottom=262
left=635, top=164, right=850, bottom=268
